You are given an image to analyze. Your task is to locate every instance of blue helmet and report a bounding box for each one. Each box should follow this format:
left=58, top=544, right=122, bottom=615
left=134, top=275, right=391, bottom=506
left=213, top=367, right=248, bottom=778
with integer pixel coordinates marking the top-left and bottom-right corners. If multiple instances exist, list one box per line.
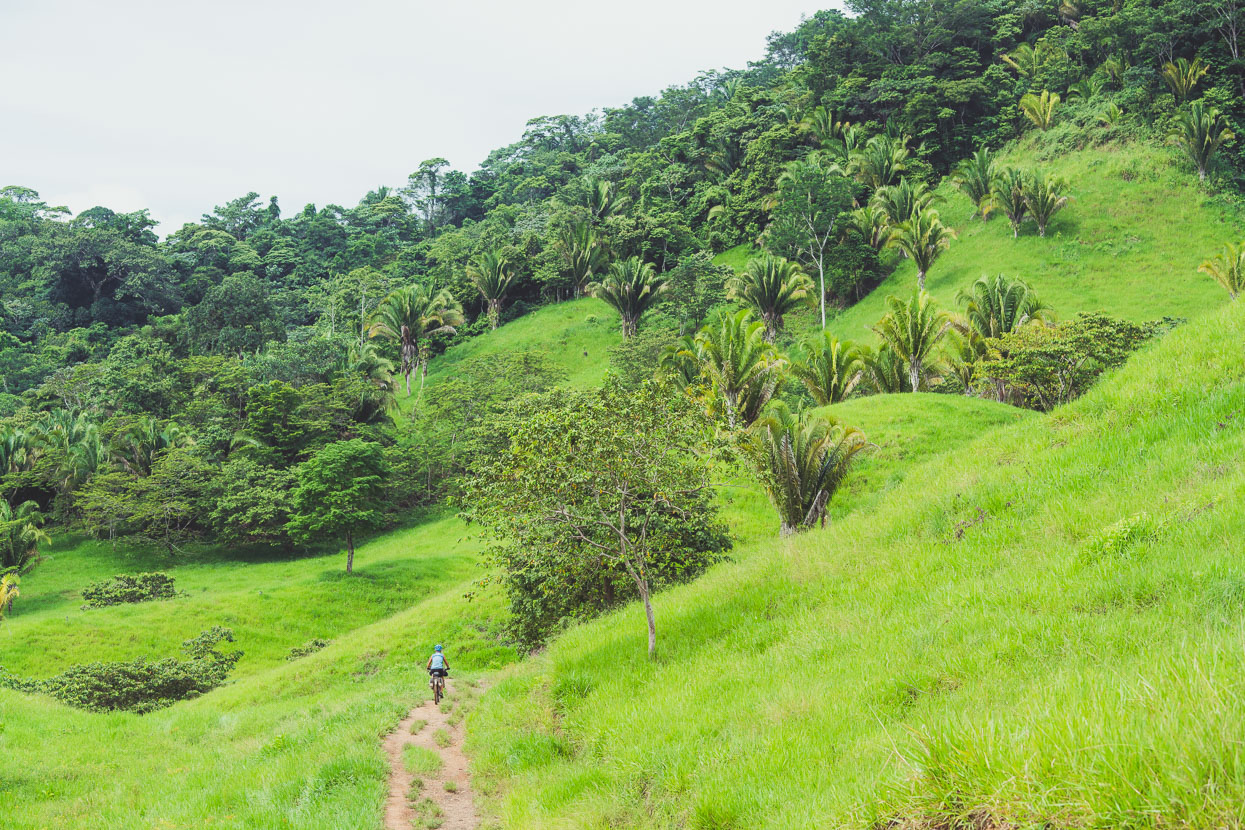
left=434, top=644, right=443, bottom=652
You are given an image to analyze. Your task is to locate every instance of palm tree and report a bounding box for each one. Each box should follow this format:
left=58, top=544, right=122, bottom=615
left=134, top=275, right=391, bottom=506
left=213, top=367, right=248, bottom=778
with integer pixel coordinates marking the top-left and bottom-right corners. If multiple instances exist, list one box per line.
left=343, top=342, right=398, bottom=421
left=114, top=418, right=196, bottom=476
left=0, top=573, right=18, bottom=619
left=466, top=250, right=517, bottom=330
left=1066, top=78, right=1104, bottom=101
left=952, top=148, right=997, bottom=220
left=0, top=500, right=49, bottom=574
left=746, top=402, right=867, bottom=536
left=589, top=257, right=668, bottom=339
left=727, top=254, right=815, bottom=342
left=686, top=310, right=784, bottom=428
left=957, top=274, right=1048, bottom=339
left=847, top=133, right=910, bottom=191
left=1199, top=242, right=1245, bottom=300
left=1098, top=103, right=1124, bottom=127
left=0, top=428, right=35, bottom=476
left=584, top=177, right=630, bottom=222
left=871, top=291, right=951, bottom=393
left=1001, top=42, right=1060, bottom=79
left=800, top=106, right=852, bottom=152
left=1171, top=101, right=1236, bottom=182
left=870, top=177, right=936, bottom=225
left=1162, top=57, right=1209, bottom=103
left=1022, top=172, right=1072, bottom=237
left=1020, top=91, right=1060, bottom=131
left=368, top=284, right=464, bottom=395
left=887, top=208, right=954, bottom=291
left=846, top=205, right=894, bottom=252
left=992, top=167, right=1029, bottom=238
left=557, top=221, right=608, bottom=297
left=859, top=343, right=911, bottom=394
left=790, top=332, right=863, bottom=405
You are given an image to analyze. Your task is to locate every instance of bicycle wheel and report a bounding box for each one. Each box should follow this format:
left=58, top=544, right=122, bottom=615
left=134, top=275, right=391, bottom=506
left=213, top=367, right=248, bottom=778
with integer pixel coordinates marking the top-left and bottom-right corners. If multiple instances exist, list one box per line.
left=434, top=677, right=442, bottom=705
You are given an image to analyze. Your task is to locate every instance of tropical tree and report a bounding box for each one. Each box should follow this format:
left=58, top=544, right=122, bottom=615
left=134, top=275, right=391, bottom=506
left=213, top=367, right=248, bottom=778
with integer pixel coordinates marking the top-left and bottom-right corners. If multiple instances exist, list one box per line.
left=368, top=284, right=464, bottom=395
left=887, top=208, right=954, bottom=291
left=992, top=167, right=1029, bottom=238
left=1171, top=101, right=1236, bottom=182
left=764, top=156, right=853, bottom=329
left=684, top=310, right=784, bottom=428
left=1066, top=78, right=1104, bottom=101
left=1020, top=91, right=1060, bottom=131
left=957, top=274, right=1048, bottom=339
left=1001, top=42, right=1061, bottom=79
left=466, top=249, right=517, bottom=330
left=583, top=177, right=631, bottom=222
left=286, top=439, right=388, bottom=573
left=0, top=572, right=18, bottom=619
left=114, top=418, right=196, bottom=476
left=859, top=343, right=911, bottom=394
left=871, top=291, right=951, bottom=392
left=1022, top=173, right=1072, bottom=237
left=589, top=257, right=668, bottom=339
left=952, top=148, right=997, bottom=220
left=557, top=221, right=608, bottom=296
left=0, top=500, right=49, bottom=573
left=726, top=254, right=815, bottom=342
left=1161, top=57, right=1209, bottom=102
left=790, top=332, right=863, bottom=405
left=1199, top=242, right=1245, bottom=300
left=746, top=402, right=867, bottom=536
left=1098, top=102, right=1124, bottom=127
left=846, top=206, right=893, bottom=252
left=870, top=177, right=936, bottom=225
left=847, top=133, right=910, bottom=191
left=0, top=428, right=36, bottom=477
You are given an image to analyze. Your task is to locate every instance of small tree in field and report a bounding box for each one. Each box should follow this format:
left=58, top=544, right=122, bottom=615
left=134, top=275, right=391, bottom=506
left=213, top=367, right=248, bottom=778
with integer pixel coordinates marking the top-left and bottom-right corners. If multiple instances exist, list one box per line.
left=464, top=378, right=729, bottom=659
left=287, top=439, right=388, bottom=573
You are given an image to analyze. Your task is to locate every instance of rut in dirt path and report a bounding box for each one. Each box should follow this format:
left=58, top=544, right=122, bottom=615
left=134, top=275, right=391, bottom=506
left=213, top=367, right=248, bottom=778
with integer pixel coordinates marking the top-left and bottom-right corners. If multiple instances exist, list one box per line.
left=383, top=679, right=483, bottom=830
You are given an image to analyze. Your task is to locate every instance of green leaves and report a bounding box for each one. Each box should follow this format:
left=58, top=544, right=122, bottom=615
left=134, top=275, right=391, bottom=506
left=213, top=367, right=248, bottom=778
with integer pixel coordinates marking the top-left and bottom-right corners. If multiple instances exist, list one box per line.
left=287, top=438, right=389, bottom=572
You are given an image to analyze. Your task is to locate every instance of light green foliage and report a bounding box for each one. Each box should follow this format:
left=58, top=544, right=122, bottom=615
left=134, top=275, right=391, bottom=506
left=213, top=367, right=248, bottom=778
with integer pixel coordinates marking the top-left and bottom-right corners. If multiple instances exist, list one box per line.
left=1199, top=241, right=1245, bottom=300
left=404, top=745, right=443, bottom=776
left=871, top=291, right=951, bottom=393
left=789, top=331, right=862, bottom=405
left=886, top=207, right=954, bottom=291
left=676, top=309, right=783, bottom=429
left=1170, top=101, right=1236, bottom=182
left=368, top=284, right=464, bottom=396
left=0, top=500, right=48, bottom=573
left=588, top=256, right=668, bottom=339
left=465, top=249, right=517, bottom=330
left=1020, top=90, right=1061, bottom=131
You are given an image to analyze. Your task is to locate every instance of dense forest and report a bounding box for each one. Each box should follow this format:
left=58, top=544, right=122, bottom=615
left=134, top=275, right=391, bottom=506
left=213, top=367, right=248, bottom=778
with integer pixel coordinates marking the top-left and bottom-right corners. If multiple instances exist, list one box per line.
left=4, top=0, right=1245, bottom=645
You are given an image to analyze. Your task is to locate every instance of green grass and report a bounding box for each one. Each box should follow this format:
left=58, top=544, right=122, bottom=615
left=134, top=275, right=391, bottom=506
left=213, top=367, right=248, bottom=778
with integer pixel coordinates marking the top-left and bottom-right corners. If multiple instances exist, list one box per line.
left=0, top=512, right=516, bottom=829
left=469, top=298, right=1245, bottom=828
left=400, top=297, right=618, bottom=414
left=712, top=242, right=756, bottom=274
left=784, top=141, right=1243, bottom=345
left=404, top=745, right=443, bottom=776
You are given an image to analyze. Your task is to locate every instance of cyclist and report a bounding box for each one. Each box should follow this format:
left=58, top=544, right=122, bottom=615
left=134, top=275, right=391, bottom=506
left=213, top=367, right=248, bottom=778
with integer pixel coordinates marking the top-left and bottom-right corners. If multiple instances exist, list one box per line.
left=426, top=644, right=449, bottom=680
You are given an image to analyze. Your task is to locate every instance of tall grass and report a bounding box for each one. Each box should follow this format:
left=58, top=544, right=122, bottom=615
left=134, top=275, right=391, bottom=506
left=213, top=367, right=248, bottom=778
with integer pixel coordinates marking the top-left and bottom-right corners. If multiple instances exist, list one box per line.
left=469, top=298, right=1245, bottom=828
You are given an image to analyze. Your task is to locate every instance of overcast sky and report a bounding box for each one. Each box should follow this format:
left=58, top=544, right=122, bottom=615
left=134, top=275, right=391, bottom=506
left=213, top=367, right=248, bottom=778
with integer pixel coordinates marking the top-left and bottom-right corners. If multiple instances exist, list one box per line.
left=1, top=0, right=832, bottom=233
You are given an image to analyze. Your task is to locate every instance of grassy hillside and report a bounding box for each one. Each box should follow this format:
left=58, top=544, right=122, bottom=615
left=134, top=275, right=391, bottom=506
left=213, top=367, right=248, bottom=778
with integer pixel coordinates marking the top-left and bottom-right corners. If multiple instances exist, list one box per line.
left=469, top=298, right=1245, bottom=828
left=820, top=141, right=1242, bottom=343
left=0, top=514, right=516, bottom=829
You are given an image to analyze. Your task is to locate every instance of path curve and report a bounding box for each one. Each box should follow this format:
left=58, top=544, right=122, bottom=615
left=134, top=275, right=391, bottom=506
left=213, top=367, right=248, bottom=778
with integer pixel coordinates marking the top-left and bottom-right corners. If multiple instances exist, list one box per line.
left=383, top=679, right=480, bottom=829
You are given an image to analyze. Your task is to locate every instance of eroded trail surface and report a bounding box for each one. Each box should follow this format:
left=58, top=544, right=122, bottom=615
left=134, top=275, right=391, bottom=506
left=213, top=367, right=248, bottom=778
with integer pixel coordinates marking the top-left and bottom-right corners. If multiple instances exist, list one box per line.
left=383, top=679, right=482, bottom=829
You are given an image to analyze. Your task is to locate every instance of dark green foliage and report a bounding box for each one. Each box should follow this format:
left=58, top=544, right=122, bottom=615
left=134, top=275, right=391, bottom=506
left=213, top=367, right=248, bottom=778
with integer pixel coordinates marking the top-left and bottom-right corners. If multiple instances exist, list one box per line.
left=463, top=378, right=731, bottom=653
left=0, top=626, right=240, bottom=713
left=81, top=572, right=180, bottom=608
left=977, top=313, right=1160, bottom=410
left=287, top=638, right=331, bottom=661
left=287, top=439, right=389, bottom=572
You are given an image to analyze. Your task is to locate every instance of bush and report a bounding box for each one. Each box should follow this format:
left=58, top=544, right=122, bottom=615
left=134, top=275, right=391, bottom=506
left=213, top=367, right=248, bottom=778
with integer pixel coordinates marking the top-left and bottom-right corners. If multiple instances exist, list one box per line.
left=287, top=638, right=331, bottom=660
left=81, top=572, right=180, bottom=608
left=0, top=626, right=241, bottom=713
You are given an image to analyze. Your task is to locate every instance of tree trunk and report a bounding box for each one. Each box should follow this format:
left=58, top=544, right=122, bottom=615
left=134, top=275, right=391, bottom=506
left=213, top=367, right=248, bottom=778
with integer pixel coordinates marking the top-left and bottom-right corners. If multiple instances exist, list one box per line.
left=917, top=268, right=926, bottom=292
left=910, top=359, right=921, bottom=393
left=345, top=530, right=355, bottom=573
left=640, top=584, right=657, bottom=660
left=488, top=300, right=500, bottom=330
left=405, top=370, right=412, bottom=397
left=818, top=260, right=827, bottom=330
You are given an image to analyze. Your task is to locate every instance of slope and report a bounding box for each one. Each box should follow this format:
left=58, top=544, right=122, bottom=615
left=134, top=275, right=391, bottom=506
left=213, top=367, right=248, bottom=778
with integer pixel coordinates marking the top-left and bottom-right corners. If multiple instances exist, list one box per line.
left=822, top=140, right=1241, bottom=343
left=469, top=297, right=1245, bottom=829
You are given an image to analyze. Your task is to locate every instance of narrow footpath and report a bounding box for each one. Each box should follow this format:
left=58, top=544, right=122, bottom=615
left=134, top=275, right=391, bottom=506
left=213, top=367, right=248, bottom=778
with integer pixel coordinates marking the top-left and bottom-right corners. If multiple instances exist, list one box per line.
left=383, top=679, right=481, bottom=829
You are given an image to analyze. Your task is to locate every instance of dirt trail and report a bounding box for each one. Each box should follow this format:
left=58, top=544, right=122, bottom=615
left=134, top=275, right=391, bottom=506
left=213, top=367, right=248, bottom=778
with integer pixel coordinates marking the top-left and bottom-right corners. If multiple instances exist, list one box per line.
left=383, top=679, right=481, bottom=830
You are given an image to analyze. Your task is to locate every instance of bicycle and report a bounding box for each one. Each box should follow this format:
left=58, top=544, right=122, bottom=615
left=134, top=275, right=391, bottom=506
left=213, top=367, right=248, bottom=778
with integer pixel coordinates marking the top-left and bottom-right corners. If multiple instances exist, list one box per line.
left=429, top=670, right=447, bottom=704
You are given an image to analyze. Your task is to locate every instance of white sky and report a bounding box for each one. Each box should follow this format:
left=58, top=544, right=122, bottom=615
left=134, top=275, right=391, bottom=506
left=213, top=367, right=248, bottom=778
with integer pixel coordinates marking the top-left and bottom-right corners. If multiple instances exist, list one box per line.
left=1, top=0, right=831, bottom=233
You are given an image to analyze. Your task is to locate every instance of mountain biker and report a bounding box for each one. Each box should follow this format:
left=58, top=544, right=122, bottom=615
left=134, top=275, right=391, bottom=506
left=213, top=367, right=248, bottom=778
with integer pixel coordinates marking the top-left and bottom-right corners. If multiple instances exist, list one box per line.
left=426, top=644, right=449, bottom=680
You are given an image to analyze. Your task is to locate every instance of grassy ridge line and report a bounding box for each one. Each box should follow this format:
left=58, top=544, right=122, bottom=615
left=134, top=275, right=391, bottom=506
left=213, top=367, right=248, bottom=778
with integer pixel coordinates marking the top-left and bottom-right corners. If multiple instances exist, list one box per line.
left=468, top=299, right=1245, bottom=829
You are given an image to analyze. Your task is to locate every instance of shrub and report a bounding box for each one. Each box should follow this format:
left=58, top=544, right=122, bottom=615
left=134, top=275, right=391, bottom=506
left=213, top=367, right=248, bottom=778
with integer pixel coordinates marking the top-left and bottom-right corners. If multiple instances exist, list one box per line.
left=0, top=626, right=241, bottom=713
left=81, top=572, right=180, bottom=608
left=287, top=638, right=331, bottom=660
